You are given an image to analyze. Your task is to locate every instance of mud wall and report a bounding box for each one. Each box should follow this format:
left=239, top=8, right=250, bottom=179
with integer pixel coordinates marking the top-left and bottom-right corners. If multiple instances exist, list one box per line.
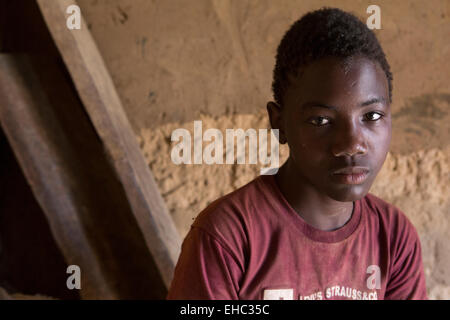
left=78, top=0, right=450, bottom=299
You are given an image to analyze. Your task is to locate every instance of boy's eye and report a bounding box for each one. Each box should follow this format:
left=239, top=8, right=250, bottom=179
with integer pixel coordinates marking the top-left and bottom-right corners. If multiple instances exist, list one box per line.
left=309, top=116, right=330, bottom=126
left=364, top=112, right=383, bottom=121
left=307, top=112, right=383, bottom=126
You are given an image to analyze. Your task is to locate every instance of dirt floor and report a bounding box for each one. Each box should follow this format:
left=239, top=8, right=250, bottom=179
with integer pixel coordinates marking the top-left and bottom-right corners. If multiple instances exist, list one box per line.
left=78, top=0, right=450, bottom=299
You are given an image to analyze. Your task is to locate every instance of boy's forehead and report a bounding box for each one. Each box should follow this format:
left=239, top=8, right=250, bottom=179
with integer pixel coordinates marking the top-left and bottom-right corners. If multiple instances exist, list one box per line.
left=285, top=56, right=389, bottom=108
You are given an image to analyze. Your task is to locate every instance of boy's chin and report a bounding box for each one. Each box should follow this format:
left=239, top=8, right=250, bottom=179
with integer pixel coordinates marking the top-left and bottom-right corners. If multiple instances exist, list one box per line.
left=324, top=184, right=371, bottom=202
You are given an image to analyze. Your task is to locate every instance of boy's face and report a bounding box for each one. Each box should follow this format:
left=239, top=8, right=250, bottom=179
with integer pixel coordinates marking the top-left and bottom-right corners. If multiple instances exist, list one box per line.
left=268, top=56, right=391, bottom=202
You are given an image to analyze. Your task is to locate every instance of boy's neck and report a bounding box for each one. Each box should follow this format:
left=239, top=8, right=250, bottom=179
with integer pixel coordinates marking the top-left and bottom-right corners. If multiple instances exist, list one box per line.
left=275, top=159, right=354, bottom=231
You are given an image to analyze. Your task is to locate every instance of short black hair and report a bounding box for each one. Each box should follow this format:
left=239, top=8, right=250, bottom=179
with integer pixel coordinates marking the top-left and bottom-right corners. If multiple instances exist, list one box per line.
left=272, top=7, right=393, bottom=107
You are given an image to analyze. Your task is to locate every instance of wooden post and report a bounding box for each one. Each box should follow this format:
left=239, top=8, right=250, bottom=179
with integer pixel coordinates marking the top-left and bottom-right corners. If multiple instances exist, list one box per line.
left=0, top=54, right=115, bottom=299
left=36, top=0, right=181, bottom=289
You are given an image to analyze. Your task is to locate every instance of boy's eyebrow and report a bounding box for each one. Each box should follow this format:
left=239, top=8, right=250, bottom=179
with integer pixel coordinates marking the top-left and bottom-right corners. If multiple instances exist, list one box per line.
left=360, top=97, right=386, bottom=106
left=301, top=97, right=387, bottom=110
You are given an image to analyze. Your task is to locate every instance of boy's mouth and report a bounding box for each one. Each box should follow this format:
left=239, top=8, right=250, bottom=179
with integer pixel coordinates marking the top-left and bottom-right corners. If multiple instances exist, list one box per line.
left=330, top=166, right=370, bottom=185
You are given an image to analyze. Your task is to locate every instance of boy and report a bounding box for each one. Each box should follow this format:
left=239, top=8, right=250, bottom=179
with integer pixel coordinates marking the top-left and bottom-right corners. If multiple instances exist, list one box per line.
left=167, top=8, right=428, bottom=300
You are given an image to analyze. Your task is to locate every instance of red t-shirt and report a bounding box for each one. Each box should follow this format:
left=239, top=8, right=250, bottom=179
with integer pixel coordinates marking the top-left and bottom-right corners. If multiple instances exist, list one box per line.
left=167, top=174, right=428, bottom=300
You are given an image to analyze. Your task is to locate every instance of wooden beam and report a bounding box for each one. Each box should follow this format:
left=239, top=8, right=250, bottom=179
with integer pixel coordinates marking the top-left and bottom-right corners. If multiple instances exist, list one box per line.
left=36, top=0, right=181, bottom=288
left=0, top=54, right=115, bottom=299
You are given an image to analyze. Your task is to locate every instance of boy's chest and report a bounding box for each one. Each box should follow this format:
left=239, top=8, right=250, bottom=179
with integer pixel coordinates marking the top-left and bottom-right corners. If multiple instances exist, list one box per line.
left=237, top=232, right=389, bottom=300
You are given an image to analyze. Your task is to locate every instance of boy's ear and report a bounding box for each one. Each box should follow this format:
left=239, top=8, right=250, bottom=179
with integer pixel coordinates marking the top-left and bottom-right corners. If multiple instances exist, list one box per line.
left=266, top=101, right=287, bottom=144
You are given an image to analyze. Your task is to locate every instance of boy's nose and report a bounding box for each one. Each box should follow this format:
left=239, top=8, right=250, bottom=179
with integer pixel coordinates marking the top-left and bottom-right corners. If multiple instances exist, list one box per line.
left=331, top=123, right=368, bottom=157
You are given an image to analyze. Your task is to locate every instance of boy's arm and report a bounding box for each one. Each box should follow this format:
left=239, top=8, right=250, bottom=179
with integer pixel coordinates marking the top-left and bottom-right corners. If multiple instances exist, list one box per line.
left=384, top=223, right=428, bottom=300
left=166, top=226, right=243, bottom=300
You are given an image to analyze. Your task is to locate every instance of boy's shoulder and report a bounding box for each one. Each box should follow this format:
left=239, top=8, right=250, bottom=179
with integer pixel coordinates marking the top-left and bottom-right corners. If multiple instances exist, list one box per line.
left=186, top=176, right=271, bottom=257
left=363, top=193, right=411, bottom=221
left=362, top=193, right=420, bottom=243
left=191, top=175, right=266, bottom=233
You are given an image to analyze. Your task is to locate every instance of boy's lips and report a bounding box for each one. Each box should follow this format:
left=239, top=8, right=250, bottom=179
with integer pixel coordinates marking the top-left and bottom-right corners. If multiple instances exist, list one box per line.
left=331, top=166, right=370, bottom=185
left=332, top=166, right=370, bottom=174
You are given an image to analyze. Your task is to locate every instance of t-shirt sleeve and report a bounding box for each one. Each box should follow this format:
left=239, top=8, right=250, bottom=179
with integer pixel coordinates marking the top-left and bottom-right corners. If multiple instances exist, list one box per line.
left=166, top=226, right=244, bottom=300
left=384, top=219, right=428, bottom=300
